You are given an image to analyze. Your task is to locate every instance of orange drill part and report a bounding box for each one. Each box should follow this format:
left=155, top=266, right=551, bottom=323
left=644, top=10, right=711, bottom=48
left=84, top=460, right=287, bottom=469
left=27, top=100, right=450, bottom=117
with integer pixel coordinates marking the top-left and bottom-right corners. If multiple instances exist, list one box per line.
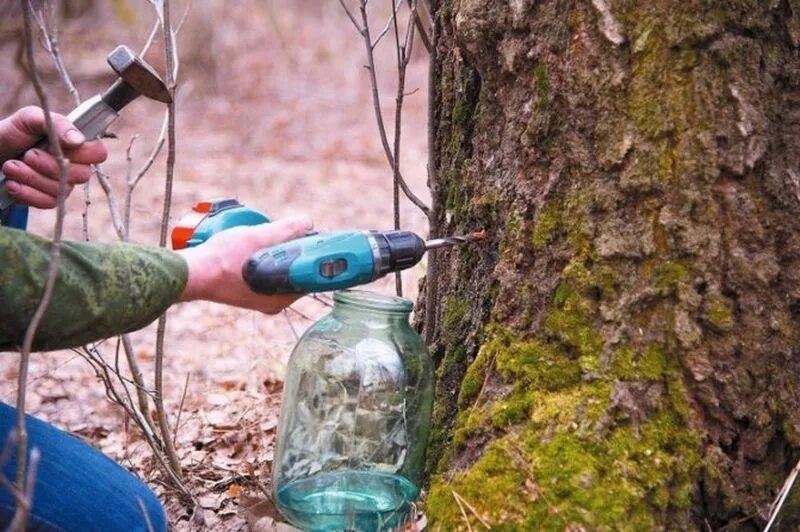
left=171, top=201, right=211, bottom=250
left=171, top=199, right=271, bottom=250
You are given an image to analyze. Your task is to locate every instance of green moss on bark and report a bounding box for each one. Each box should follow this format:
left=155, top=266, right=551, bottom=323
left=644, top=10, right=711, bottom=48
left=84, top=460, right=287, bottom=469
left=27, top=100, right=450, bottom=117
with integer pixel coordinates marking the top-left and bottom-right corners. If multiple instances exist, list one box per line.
left=428, top=254, right=701, bottom=527
left=654, top=261, right=691, bottom=293
left=532, top=201, right=562, bottom=251
left=428, top=400, right=701, bottom=529
left=704, top=294, right=734, bottom=332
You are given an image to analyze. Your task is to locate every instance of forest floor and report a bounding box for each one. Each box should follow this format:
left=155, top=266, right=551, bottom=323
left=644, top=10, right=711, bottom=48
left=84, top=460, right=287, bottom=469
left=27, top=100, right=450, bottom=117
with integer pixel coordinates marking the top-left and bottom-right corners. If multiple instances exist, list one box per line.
left=0, top=2, right=430, bottom=529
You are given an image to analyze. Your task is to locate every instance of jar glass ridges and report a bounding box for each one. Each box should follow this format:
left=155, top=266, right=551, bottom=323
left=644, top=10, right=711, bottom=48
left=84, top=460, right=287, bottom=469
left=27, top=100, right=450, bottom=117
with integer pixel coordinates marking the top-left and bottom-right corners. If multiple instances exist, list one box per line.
left=273, top=290, right=434, bottom=531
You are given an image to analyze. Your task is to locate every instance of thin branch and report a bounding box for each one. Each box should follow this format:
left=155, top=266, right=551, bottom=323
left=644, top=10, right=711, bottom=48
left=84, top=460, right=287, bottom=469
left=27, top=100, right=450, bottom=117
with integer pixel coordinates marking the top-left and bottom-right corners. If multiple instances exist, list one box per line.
left=33, top=3, right=80, bottom=105
left=172, top=372, right=191, bottom=447
left=407, top=0, right=431, bottom=53
left=371, top=0, right=403, bottom=49
left=452, top=490, right=474, bottom=532
left=765, top=458, right=800, bottom=530
left=31, top=1, right=95, bottom=241
left=390, top=0, right=405, bottom=296
left=337, top=0, right=363, bottom=33
left=311, top=294, right=334, bottom=308
left=423, top=4, right=439, bottom=344
left=141, top=19, right=160, bottom=56
left=121, top=334, right=158, bottom=436
left=285, top=305, right=316, bottom=322
left=0, top=432, right=26, bottom=509
left=75, top=345, right=190, bottom=496
left=153, top=0, right=184, bottom=484
left=95, top=169, right=127, bottom=240
left=12, top=1, right=70, bottom=527
left=176, top=0, right=193, bottom=34
left=132, top=111, right=169, bottom=188
left=283, top=311, right=300, bottom=341
left=453, top=491, right=491, bottom=529
left=353, top=0, right=430, bottom=216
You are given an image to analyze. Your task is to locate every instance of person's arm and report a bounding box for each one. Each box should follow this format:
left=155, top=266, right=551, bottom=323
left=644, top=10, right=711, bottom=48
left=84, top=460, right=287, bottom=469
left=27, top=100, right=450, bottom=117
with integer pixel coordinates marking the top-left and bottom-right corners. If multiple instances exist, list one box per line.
left=0, top=226, right=185, bottom=351
left=0, top=217, right=312, bottom=352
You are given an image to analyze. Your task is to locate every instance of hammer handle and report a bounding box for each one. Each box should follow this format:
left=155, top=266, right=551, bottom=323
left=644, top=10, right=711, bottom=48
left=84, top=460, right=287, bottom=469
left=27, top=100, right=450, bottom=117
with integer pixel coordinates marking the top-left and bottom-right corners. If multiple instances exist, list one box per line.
left=0, top=95, right=119, bottom=211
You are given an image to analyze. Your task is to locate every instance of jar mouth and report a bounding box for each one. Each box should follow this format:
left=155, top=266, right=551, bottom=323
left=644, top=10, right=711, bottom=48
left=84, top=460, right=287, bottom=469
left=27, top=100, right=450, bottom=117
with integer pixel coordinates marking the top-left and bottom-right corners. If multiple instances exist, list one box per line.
left=334, top=290, right=414, bottom=313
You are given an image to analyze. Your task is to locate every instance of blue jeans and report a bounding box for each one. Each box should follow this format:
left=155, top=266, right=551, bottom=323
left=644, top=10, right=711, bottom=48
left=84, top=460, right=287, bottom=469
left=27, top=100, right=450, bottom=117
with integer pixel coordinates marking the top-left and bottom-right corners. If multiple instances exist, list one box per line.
left=0, top=402, right=167, bottom=531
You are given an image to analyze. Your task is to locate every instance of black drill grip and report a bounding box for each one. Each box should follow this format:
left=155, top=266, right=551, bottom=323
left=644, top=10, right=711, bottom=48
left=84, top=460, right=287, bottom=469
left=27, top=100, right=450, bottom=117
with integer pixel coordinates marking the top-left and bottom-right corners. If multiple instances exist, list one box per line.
left=243, top=244, right=302, bottom=295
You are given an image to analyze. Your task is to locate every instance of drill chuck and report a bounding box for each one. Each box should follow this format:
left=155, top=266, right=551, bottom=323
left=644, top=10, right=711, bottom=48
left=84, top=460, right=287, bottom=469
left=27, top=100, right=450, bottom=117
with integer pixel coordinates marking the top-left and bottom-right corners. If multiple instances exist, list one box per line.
left=371, top=230, right=427, bottom=276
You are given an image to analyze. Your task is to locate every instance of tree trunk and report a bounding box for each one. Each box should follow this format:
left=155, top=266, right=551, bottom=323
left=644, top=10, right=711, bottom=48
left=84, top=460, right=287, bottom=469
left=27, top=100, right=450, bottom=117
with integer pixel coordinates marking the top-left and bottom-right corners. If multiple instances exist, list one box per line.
left=420, top=0, right=800, bottom=528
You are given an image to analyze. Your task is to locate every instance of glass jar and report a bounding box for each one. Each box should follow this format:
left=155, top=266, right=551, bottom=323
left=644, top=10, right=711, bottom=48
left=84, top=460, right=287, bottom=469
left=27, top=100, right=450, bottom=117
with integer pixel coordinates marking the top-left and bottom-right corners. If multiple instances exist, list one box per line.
left=273, top=290, right=434, bottom=531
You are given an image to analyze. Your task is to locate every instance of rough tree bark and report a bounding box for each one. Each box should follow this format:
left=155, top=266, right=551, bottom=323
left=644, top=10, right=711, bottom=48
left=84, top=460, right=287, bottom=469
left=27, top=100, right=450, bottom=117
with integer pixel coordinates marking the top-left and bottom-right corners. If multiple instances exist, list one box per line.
left=419, top=0, right=800, bottom=529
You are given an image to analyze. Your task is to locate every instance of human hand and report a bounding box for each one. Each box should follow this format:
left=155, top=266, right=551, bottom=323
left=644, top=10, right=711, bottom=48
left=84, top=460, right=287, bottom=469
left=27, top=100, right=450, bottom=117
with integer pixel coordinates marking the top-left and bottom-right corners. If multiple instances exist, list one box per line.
left=0, top=106, right=108, bottom=208
left=177, top=216, right=314, bottom=313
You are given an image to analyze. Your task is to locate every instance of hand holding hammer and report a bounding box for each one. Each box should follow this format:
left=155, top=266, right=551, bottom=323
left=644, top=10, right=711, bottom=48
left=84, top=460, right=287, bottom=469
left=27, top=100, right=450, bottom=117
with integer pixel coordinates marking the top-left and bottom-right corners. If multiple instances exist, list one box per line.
left=0, top=45, right=171, bottom=229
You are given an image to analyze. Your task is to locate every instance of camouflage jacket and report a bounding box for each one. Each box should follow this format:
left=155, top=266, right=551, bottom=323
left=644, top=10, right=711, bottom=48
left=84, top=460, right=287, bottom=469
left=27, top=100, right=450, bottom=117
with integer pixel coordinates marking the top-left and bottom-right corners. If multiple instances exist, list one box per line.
left=0, top=226, right=187, bottom=352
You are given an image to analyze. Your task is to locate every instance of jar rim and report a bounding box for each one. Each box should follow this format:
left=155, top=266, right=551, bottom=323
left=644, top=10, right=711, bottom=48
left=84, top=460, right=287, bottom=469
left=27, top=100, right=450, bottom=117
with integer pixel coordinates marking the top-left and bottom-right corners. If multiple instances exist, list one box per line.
left=333, top=290, right=413, bottom=313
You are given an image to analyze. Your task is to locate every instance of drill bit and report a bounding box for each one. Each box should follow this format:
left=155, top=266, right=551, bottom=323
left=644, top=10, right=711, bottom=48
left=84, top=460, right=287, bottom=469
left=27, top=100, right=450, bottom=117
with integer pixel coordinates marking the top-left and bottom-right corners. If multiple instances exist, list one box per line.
left=425, top=230, right=486, bottom=251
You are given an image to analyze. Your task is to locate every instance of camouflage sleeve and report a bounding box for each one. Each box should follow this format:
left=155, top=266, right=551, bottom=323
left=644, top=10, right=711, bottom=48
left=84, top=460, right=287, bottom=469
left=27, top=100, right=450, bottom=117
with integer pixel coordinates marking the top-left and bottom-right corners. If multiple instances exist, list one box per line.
left=0, top=226, right=188, bottom=352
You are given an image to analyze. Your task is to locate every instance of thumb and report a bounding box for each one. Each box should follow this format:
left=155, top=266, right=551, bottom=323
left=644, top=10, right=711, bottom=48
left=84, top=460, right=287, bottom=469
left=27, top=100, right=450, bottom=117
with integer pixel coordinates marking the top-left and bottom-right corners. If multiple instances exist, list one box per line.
left=0, top=107, right=85, bottom=160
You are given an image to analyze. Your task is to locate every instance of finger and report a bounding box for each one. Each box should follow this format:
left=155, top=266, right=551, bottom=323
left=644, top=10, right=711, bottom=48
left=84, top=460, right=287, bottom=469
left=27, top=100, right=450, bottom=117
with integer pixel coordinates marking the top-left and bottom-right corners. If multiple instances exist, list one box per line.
left=63, top=139, right=108, bottom=165
left=3, top=160, right=61, bottom=197
left=3, top=177, right=73, bottom=210
left=240, top=216, right=315, bottom=247
left=259, top=294, right=302, bottom=315
left=0, top=106, right=45, bottom=158
left=21, top=149, right=92, bottom=184
left=48, top=112, right=86, bottom=149
left=3, top=107, right=85, bottom=152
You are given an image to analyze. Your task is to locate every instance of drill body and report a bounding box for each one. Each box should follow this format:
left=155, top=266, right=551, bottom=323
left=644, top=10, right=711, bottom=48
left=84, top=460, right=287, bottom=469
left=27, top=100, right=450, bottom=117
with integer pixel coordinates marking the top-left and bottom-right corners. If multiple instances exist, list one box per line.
left=243, top=230, right=426, bottom=295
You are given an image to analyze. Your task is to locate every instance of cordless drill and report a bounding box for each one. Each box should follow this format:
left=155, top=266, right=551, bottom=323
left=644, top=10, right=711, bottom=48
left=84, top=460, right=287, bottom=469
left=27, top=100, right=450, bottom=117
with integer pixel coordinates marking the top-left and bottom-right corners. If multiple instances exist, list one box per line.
left=172, top=198, right=484, bottom=295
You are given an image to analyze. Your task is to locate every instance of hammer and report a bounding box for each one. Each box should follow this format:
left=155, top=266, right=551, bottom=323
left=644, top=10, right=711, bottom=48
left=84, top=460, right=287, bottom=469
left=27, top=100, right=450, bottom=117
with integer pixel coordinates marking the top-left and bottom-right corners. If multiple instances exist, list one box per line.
left=0, top=45, right=171, bottom=229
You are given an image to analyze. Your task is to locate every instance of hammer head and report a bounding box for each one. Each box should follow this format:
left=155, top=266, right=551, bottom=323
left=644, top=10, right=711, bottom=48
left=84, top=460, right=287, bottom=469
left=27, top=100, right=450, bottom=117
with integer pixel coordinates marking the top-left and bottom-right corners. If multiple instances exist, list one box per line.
left=107, top=45, right=172, bottom=104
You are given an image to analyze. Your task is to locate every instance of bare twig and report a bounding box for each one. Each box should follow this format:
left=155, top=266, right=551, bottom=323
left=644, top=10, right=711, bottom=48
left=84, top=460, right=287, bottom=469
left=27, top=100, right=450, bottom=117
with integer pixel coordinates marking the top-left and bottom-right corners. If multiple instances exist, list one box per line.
left=121, top=334, right=158, bottom=435
left=284, top=311, right=300, bottom=341
left=311, top=294, right=335, bottom=308
left=371, top=0, right=403, bottom=49
left=389, top=0, right=418, bottom=296
left=349, top=1, right=430, bottom=217
left=74, top=345, right=189, bottom=495
left=452, top=490, right=474, bottom=532
left=0, top=445, right=41, bottom=531
left=391, top=3, right=404, bottom=296
left=32, top=3, right=79, bottom=105
left=173, top=372, right=191, bottom=447
left=0, top=432, right=26, bottom=509
left=131, top=112, right=169, bottom=189
left=30, top=1, right=95, bottom=241
left=141, top=19, right=160, bottom=55
left=765, top=458, right=800, bottom=530
left=337, top=0, right=362, bottom=32
left=407, top=0, right=431, bottom=53
left=423, top=6, right=439, bottom=344
left=95, top=169, right=127, bottom=239
left=11, top=1, right=70, bottom=527
left=285, top=306, right=317, bottom=321
left=452, top=491, right=491, bottom=529
left=153, top=0, right=185, bottom=485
